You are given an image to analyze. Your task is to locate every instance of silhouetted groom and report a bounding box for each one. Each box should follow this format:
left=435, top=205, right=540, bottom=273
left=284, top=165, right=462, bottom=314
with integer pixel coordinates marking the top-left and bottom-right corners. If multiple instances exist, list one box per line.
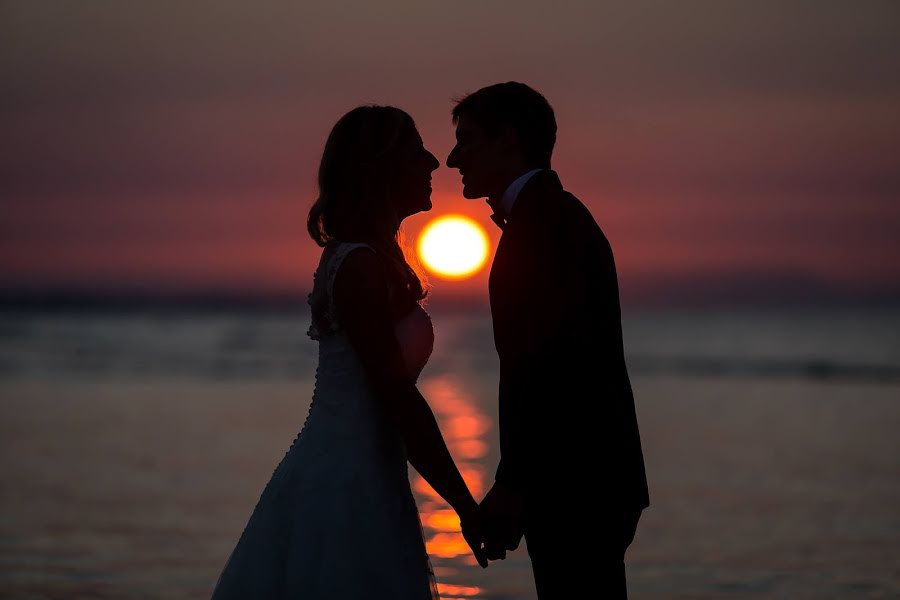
left=448, top=82, right=649, bottom=598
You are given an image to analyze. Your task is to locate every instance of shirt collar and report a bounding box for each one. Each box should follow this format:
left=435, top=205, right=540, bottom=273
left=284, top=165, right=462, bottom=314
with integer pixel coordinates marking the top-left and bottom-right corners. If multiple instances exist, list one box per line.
left=500, top=168, right=543, bottom=216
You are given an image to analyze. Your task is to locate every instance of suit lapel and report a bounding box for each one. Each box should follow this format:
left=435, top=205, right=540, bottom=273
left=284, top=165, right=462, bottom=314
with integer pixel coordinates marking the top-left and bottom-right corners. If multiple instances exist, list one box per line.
left=489, top=170, right=563, bottom=328
left=489, top=170, right=562, bottom=281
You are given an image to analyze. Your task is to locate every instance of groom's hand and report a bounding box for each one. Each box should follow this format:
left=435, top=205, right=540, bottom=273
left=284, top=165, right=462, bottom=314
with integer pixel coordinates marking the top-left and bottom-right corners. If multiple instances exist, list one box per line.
left=481, top=481, right=526, bottom=559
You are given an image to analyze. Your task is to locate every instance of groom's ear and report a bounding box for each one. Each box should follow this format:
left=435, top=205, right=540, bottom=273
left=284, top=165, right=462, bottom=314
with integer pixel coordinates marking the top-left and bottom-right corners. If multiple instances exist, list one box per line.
left=495, top=126, right=524, bottom=162
left=497, top=125, right=518, bottom=150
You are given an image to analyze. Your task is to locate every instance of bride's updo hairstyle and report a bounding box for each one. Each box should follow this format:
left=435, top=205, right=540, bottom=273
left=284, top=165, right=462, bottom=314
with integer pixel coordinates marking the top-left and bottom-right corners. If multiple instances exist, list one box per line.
left=308, top=105, right=427, bottom=305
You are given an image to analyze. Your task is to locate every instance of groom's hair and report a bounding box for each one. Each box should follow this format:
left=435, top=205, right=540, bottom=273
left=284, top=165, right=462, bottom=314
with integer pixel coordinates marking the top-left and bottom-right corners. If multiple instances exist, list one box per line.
left=452, top=82, right=556, bottom=168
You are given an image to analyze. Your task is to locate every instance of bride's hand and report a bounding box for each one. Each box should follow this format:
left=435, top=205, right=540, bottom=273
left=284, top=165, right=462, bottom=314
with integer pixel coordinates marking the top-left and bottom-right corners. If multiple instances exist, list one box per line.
left=458, top=501, right=488, bottom=568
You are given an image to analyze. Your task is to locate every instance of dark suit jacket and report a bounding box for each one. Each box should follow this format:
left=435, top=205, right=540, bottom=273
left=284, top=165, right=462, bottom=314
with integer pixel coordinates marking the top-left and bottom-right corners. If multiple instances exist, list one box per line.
left=489, top=170, right=649, bottom=513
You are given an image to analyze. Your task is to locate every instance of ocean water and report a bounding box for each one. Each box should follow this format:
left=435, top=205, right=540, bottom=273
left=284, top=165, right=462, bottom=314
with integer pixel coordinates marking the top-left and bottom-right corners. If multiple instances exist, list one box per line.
left=1, top=308, right=898, bottom=599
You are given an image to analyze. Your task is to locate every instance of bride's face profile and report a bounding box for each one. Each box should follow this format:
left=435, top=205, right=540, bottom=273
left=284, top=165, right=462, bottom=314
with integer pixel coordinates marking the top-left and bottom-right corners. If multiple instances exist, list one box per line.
left=388, top=128, right=440, bottom=221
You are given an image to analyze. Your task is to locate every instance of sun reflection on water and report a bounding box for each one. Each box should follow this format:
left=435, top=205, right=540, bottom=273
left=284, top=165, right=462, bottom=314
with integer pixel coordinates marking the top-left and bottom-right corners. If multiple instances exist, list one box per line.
left=415, top=375, right=492, bottom=597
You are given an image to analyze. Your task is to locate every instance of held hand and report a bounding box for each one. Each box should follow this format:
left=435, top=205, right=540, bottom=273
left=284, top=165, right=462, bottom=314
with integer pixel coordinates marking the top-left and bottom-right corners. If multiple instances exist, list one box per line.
left=482, top=533, right=507, bottom=562
left=481, top=481, right=526, bottom=558
left=458, top=503, right=489, bottom=568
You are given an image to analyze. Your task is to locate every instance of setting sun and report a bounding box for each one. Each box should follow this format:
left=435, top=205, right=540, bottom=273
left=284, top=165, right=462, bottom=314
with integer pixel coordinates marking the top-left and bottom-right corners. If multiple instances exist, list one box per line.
left=416, top=216, right=489, bottom=280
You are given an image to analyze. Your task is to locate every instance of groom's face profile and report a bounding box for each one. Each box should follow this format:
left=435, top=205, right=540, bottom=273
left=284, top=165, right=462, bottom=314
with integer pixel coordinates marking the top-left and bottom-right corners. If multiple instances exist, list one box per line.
left=447, top=114, right=507, bottom=200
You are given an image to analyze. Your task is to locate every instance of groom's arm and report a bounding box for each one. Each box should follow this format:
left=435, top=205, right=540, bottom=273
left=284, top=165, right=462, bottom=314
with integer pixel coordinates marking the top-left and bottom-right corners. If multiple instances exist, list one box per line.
left=494, top=211, right=581, bottom=492
left=483, top=211, right=579, bottom=554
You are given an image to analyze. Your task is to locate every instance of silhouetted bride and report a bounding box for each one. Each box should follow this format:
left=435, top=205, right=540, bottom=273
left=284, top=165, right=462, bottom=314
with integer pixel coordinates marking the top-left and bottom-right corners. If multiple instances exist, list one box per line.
left=211, top=106, right=485, bottom=599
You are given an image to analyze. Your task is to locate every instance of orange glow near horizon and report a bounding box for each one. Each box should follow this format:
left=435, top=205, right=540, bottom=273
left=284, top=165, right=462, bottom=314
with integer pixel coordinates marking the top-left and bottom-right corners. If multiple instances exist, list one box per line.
left=426, top=532, right=472, bottom=558
left=416, top=215, right=489, bottom=280
left=424, top=509, right=461, bottom=532
left=436, top=583, right=482, bottom=597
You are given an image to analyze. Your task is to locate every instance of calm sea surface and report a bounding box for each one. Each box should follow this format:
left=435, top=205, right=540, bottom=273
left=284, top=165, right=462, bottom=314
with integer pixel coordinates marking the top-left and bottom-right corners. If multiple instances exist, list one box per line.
left=1, top=308, right=898, bottom=599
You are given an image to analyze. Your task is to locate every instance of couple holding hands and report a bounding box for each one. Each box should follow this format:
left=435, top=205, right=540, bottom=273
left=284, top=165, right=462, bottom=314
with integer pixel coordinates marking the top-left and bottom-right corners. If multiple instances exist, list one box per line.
left=212, top=82, right=649, bottom=599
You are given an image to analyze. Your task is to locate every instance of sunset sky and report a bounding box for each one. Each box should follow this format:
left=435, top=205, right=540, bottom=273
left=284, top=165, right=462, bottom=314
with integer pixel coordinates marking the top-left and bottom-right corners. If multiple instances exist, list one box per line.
left=2, top=2, right=899, bottom=306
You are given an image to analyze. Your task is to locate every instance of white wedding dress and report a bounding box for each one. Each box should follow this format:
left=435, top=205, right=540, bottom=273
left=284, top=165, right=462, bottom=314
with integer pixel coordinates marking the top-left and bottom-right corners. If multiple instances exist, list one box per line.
left=212, top=242, right=439, bottom=599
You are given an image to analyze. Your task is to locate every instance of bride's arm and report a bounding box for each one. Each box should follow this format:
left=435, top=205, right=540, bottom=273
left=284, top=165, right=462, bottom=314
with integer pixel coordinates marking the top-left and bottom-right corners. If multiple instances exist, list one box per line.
left=334, top=248, right=485, bottom=562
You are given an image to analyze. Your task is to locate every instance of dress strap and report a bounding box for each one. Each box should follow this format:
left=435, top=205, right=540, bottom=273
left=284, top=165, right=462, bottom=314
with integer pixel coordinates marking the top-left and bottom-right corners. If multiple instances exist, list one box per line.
left=325, top=242, right=374, bottom=304
left=307, top=242, right=375, bottom=340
